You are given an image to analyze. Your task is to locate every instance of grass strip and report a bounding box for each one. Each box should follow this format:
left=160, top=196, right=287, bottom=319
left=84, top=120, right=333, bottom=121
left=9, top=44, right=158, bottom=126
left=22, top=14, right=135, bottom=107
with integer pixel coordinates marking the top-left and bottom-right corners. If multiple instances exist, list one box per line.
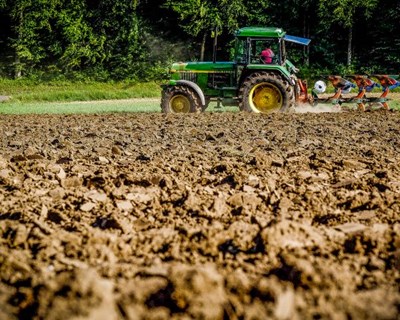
left=0, top=99, right=161, bottom=114
left=0, top=80, right=161, bottom=103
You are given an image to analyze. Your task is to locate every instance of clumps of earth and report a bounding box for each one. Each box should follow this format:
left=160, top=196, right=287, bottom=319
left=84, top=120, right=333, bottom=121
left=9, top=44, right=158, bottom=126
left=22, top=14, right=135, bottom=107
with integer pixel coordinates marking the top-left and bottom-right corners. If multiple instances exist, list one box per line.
left=0, top=111, right=399, bottom=319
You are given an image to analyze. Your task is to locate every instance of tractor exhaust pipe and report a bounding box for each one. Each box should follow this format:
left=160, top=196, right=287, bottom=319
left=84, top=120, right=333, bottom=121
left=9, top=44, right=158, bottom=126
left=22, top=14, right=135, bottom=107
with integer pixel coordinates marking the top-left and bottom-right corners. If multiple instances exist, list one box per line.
left=213, top=27, right=218, bottom=63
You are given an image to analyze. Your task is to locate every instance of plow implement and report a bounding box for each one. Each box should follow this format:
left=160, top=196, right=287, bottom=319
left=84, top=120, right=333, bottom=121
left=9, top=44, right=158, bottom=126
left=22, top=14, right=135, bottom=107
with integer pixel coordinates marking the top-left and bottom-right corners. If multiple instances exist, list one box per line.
left=307, top=74, right=400, bottom=111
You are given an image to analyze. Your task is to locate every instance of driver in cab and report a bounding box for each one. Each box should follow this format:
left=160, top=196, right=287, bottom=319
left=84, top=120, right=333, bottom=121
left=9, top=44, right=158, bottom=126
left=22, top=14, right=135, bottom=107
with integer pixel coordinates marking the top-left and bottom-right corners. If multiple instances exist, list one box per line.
left=261, top=47, right=274, bottom=64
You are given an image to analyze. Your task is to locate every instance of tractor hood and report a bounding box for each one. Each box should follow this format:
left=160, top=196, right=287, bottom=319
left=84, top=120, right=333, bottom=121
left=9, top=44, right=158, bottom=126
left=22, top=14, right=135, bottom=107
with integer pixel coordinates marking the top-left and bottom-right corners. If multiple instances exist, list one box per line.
left=170, top=61, right=235, bottom=73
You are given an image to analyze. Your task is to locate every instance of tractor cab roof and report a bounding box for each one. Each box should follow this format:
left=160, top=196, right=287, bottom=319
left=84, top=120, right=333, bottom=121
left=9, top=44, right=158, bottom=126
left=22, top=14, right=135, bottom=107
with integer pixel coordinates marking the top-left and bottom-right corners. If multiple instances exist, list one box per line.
left=235, top=27, right=286, bottom=38
left=235, top=27, right=311, bottom=46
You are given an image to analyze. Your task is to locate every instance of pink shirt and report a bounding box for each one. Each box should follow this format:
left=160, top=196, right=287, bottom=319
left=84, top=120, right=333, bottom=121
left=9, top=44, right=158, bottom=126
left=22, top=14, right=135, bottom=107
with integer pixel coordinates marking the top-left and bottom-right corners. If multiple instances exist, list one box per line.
left=261, top=48, right=274, bottom=63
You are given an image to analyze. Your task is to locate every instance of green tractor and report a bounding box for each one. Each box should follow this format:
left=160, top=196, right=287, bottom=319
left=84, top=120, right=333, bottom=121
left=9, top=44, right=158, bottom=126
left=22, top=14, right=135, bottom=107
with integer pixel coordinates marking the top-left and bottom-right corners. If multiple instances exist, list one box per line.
left=161, top=27, right=311, bottom=114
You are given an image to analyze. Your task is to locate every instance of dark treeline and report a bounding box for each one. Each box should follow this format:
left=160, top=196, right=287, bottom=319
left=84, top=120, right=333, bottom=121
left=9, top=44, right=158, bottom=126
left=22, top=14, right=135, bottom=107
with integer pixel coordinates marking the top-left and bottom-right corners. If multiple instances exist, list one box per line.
left=0, top=0, right=399, bottom=81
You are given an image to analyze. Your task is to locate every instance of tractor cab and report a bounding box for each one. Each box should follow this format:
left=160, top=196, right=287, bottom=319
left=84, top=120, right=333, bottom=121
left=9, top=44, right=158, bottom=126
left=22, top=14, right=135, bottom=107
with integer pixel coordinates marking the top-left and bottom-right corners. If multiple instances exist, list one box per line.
left=234, top=27, right=310, bottom=77
left=235, top=28, right=286, bottom=66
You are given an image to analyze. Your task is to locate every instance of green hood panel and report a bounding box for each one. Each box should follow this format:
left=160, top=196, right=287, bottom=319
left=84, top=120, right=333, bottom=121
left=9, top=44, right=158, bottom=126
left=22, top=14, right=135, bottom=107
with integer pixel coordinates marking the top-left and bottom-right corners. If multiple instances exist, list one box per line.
left=171, top=62, right=235, bottom=73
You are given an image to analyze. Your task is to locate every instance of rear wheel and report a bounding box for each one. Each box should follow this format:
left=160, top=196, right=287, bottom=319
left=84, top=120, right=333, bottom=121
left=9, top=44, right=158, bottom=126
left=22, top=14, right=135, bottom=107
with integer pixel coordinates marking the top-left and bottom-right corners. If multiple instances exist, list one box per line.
left=161, top=85, right=202, bottom=113
left=239, top=72, right=295, bottom=113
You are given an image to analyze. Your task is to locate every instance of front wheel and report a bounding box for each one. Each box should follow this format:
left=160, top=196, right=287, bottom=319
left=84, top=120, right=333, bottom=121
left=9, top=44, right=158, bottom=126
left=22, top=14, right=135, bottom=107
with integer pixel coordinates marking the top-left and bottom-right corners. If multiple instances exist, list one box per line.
left=161, top=85, right=202, bottom=113
left=239, top=72, right=295, bottom=113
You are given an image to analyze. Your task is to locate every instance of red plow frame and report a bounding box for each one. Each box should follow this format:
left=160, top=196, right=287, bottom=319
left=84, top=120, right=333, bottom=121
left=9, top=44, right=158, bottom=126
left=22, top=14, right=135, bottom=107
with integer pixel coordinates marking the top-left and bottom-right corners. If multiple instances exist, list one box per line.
left=297, top=74, right=399, bottom=111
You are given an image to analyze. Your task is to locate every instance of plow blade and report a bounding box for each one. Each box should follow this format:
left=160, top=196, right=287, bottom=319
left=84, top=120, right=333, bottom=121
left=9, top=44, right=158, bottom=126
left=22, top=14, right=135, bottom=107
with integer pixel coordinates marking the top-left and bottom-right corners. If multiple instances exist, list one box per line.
left=307, top=74, right=399, bottom=111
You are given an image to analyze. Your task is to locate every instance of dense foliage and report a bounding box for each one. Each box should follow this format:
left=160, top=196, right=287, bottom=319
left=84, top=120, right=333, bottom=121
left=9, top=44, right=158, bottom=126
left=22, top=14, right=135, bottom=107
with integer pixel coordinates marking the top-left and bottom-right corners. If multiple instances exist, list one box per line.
left=0, top=0, right=398, bottom=81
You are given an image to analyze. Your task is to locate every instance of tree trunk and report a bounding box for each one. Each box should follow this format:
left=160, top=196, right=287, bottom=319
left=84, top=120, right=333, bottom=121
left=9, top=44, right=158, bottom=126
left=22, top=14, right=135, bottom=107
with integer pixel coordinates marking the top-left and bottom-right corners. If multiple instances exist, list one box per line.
left=200, top=31, right=207, bottom=62
left=15, top=55, right=22, bottom=78
left=347, top=26, right=352, bottom=66
left=14, top=10, right=23, bottom=78
left=303, top=15, right=310, bottom=66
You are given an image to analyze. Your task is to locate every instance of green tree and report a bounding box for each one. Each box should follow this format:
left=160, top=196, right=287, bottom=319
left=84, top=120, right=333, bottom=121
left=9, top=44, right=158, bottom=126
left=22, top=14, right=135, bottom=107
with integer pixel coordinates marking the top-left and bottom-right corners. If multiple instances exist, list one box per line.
left=0, top=0, right=106, bottom=77
left=364, top=0, right=400, bottom=72
left=318, top=0, right=378, bottom=66
left=265, top=0, right=319, bottom=66
left=164, top=0, right=251, bottom=61
left=0, top=0, right=145, bottom=80
left=0, top=0, right=398, bottom=80
left=0, top=0, right=61, bottom=77
left=53, top=1, right=105, bottom=73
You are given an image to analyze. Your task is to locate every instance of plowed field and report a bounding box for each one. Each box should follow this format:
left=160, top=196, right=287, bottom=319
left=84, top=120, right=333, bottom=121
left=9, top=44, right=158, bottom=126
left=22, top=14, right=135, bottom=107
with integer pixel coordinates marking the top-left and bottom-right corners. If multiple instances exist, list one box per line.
left=0, top=111, right=399, bottom=320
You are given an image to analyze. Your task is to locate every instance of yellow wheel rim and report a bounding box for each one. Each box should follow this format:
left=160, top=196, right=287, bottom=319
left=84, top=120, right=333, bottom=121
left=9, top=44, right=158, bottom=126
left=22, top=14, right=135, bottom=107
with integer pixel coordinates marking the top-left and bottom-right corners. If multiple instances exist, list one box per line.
left=170, top=95, right=190, bottom=113
left=249, top=83, right=283, bottom=113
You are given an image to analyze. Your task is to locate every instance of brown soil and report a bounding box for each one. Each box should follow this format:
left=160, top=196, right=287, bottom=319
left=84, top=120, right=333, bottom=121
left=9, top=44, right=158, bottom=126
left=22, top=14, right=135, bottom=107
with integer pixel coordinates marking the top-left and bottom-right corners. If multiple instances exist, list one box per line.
left=0, top=111, right=399, bottom=320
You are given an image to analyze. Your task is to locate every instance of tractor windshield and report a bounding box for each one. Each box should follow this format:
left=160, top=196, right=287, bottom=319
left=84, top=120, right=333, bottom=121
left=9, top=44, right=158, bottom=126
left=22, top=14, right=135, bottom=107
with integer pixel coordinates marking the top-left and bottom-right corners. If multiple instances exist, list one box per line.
left=235, top=38, right=282, bottom=65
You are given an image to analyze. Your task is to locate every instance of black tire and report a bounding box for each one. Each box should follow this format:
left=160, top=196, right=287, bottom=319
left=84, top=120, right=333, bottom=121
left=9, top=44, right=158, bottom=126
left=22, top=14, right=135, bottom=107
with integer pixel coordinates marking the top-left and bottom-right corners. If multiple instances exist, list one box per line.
left=238, top=72, right=295, bottom=113
left=161, top=85, right=202, bottom=113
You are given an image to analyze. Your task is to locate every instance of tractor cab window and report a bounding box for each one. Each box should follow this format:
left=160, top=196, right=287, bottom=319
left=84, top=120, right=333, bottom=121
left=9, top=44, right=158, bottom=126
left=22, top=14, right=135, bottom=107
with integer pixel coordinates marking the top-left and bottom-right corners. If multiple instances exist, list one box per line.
left=249, top=39, right=280, bottom=65
left=235, top=38, right=247, bottom=64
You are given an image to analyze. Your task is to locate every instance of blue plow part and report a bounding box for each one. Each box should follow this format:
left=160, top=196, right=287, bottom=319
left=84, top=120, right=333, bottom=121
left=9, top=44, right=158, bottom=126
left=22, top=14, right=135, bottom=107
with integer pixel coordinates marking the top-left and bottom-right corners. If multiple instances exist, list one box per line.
left=388, top=81, right=400, bottom=91
left=342, top=81, right=356, bottom=94
left=360, top=82, right=380, bottom=93
left=284, top=35, right=311, bottom=46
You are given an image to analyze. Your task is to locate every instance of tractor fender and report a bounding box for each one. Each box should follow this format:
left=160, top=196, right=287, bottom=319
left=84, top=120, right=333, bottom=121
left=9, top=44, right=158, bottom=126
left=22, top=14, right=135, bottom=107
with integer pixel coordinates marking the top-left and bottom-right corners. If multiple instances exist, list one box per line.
left=175, top=80, right=206, bottom=107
